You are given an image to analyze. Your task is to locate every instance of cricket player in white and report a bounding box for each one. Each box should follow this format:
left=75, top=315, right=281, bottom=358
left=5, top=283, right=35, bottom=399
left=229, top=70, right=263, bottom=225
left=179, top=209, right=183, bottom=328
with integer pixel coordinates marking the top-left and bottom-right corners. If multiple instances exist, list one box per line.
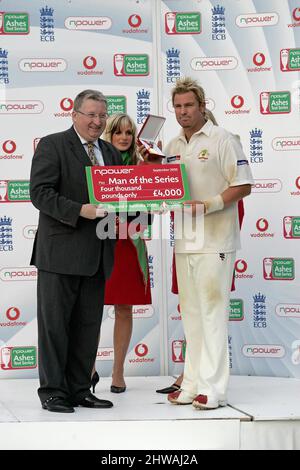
left=165, top=78, right=254, bottom=409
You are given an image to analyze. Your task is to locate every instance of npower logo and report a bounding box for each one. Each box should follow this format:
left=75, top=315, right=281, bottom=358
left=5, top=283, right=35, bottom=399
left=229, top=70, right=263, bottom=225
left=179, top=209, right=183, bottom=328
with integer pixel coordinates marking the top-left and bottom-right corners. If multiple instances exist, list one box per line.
left=65, top=16, right=112, bottom=30
left=2, top=140, right=16, bottom=154
left=128, top=14, right=142, bottom=28
left=272, top=136, right=300, bottom=151
left=19, top=58, right=67, bottom=72
left=0, top=101, right=44, bottom=114
left=60, top=98, right=73, bottom=111
left=135, top=343, right=148, bottom=357
left=252, top=179, right=282, bottom=193
left=94, top=168, right=134, bottom=176
left=236, top=12, right=279, bottom=28
left=242, top=344, right=285, bottom=358
left=0, top=267, right=37, bottom=281
left=108, top=305, right=154, bottom=319
left=96, top=347, right=114, bottom=361
left=83, top=56, right=97, bottom=70
left=276, top=304, right=300, bottom=318
left=190, top=56, right=238, bottom=71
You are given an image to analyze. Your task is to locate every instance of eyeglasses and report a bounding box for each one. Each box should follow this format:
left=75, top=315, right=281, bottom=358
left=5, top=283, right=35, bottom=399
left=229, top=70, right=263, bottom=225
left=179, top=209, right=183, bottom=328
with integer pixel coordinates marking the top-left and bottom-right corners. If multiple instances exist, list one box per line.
left=77, top=110, right=108, bottom=121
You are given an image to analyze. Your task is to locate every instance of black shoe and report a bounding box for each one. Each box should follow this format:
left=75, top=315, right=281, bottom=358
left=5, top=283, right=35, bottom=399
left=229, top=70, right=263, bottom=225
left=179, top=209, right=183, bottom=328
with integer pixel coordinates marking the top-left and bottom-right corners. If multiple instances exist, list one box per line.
left=42, top=396, right=75, bottom=413
left=91, top=371, right=100, bottom=393
left=71, top=392, right=113, bottom=408
left=110, top=385, right=126, bottom=393
left=156, top=383, right=181, bottom=394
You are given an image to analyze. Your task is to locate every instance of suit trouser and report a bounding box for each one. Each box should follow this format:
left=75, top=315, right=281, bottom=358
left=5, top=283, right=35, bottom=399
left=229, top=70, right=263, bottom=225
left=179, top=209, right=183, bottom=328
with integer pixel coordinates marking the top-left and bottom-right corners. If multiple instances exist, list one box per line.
left=175, top=251, right=235, bottom=401
left=37, top=269, right=105, bottom=403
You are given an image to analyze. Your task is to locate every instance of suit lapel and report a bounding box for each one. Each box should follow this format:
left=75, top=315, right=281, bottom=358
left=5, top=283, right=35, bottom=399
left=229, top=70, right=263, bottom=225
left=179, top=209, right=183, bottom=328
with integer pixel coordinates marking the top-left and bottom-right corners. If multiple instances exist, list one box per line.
left=98, top=139, right=112, bottom=166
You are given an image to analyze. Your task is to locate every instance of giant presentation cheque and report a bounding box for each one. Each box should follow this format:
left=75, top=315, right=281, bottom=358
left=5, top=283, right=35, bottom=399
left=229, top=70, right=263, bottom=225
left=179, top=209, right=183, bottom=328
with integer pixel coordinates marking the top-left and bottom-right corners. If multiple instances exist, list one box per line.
left=86, top=164, right=190, bottom=212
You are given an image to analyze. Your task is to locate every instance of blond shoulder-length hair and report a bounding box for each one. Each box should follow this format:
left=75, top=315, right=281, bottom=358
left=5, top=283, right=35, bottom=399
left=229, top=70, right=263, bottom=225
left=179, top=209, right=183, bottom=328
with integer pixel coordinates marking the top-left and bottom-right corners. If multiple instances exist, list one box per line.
left=171, top=77, right=218, bottom=124
left=102, top=113, right=139, bottom=165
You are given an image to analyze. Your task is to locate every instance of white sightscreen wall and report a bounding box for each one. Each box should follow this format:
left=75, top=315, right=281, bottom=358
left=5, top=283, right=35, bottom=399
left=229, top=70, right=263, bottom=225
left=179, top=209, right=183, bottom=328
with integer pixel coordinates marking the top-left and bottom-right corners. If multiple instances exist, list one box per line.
left=0, top=0, right=299, bottom=379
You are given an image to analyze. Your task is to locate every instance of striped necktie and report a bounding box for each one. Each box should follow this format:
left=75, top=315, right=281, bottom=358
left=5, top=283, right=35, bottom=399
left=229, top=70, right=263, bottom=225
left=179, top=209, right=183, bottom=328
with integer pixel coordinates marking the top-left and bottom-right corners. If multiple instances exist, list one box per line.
left=86, top=142, right=98, bottom=166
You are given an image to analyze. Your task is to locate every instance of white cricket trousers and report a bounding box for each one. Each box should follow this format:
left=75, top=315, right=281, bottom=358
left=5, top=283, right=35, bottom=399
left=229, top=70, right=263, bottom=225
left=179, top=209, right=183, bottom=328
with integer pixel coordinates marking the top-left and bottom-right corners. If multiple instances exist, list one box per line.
left=175, top=251, right=236, bottom=402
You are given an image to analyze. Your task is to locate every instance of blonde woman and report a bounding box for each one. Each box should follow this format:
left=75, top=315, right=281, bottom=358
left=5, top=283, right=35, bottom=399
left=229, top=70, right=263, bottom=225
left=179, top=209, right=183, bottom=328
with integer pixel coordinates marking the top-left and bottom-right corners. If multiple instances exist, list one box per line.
left=92, top=114, right=151, bottom=393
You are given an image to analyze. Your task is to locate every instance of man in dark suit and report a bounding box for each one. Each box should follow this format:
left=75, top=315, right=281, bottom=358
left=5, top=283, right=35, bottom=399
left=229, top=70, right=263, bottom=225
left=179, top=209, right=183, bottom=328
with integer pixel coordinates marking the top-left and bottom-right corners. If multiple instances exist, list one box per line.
left=30, top=90, right=123, bottom=412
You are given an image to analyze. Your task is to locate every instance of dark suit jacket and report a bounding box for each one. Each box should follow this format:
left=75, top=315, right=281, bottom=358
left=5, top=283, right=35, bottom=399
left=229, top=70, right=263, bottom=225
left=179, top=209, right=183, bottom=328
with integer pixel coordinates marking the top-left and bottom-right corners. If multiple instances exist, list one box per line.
left=30, top=126, right=123, bottom=278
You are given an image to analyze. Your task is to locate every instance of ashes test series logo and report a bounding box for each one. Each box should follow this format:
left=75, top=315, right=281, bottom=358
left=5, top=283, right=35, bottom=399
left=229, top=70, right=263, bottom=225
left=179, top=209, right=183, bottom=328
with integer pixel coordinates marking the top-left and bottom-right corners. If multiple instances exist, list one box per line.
left=172, top=340, right=186, bottom=362
left=165, top=12, right=201, bottom=34
left=106, top=96, right=127, bottom=116
left=263, top=258, right=295, bottom=280
left=0, top=180, right=30, bottom=202
left=260, top=91, right=291, bottom=114
left=280, top=48, right=300, bottom=71
left=113, top=54, right=149, bottom=76
left=283, top=216, right=300, bottom=238
left=229, top=299, right=244, bottom=321
left=1, top=346, right=37, bottom=369
left=0, top=48, right=9, bottom=84
left=0, top=12, right=29, bottom=35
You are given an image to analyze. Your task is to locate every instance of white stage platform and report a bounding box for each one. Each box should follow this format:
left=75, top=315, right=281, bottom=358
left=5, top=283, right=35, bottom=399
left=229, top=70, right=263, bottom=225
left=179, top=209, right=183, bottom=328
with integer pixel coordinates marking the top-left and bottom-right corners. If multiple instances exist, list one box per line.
left=0, top=375, right=300, bottom=450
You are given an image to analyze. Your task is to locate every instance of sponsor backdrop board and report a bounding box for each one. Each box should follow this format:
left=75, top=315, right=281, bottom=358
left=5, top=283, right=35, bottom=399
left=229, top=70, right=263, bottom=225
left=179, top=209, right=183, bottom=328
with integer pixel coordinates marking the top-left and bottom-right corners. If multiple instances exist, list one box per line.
left=0, top=0, right=300, bottom=380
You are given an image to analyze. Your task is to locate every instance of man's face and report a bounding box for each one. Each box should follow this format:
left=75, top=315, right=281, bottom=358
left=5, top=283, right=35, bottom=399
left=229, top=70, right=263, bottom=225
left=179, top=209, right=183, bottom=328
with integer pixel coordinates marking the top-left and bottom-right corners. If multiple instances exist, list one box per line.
left=173, top=91, right=206, bottom=135
left=72, top=98, right=108, bottom=141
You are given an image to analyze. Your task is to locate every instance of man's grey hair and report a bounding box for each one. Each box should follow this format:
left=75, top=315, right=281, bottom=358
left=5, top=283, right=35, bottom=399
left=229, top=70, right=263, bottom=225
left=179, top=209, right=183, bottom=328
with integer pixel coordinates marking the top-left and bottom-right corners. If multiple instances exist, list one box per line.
left=73, top=89, right=107, bottom=111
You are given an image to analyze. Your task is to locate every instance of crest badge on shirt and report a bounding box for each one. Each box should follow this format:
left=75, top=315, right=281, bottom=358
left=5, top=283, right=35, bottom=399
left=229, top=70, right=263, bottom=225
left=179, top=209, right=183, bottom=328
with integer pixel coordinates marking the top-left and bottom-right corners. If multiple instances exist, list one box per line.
left=198, top=149, right=209, bottom=161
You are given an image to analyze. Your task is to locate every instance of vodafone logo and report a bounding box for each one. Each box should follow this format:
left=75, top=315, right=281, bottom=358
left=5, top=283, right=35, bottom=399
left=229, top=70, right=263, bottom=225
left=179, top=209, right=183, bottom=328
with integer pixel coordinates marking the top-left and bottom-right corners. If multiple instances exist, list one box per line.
left=6, top=307, right=20, bottom=321
left=83, top=56, right=97, bottom=70
left=296, top=176, right=300, bottom=190
left=135, top=343, right=148, bottom=357
left=2, top=140, right=17, bottom=154
left=256, top=218, right=269, bottom=232
left=235, top=259, right=247, bottom=273
left=128, top=14, right=142, bottom=28
left=253, top=52, right=266, bottom=66
left=293, top=8, right=300, bottom=22
left=231, top=95, right=244, bottom=109
left=60, top=98, right=73, bottom=111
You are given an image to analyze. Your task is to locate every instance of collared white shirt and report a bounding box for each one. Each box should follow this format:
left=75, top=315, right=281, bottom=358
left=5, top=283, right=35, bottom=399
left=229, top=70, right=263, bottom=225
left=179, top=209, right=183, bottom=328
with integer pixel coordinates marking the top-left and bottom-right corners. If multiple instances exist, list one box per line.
left=165, top=120, right=254, bottom=253
left=73, top=126, right=105, bottom=166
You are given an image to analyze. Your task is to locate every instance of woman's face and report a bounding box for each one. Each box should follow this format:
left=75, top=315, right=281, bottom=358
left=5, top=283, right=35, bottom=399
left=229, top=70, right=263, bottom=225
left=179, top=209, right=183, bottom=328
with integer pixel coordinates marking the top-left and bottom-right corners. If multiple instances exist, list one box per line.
left=111, top=123, right=134, bottom=152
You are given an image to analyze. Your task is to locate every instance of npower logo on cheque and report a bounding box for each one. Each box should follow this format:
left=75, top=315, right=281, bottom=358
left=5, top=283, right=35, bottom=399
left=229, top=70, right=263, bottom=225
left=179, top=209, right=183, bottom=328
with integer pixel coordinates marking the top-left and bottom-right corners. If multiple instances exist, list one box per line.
left=242, top=344, right=285, bottom=358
